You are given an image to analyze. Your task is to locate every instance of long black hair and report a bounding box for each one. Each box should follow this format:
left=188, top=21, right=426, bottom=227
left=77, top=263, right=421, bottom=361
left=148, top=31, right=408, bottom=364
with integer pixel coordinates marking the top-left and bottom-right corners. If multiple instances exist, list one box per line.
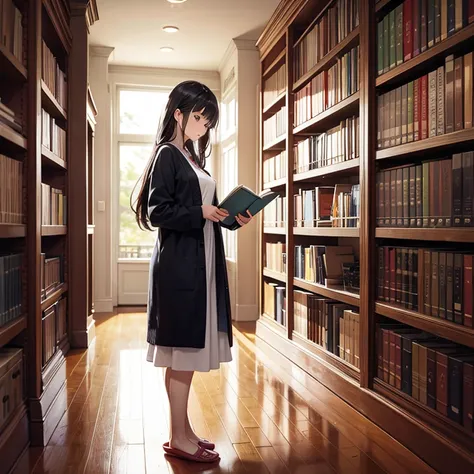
left=131, top=80, right=219, bottom=231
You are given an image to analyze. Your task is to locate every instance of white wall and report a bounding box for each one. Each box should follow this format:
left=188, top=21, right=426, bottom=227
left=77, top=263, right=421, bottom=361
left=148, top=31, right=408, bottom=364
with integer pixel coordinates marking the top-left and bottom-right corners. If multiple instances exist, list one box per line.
left=88, top=56, right=220, bottom=310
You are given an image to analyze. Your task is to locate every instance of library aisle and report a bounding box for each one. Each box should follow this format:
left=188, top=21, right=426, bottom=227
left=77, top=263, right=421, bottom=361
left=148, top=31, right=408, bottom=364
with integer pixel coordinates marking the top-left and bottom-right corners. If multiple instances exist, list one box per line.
left=10, top=310, right=434, bottom=474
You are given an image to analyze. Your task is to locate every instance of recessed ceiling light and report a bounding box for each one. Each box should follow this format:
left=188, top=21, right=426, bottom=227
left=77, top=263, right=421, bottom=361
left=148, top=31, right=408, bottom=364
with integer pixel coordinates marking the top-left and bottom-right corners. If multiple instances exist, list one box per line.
left=167, top=0, right=187, bottom=3
left=160, top=47, right=174, bottom=53
left=163, top=25, right=179, bottom=33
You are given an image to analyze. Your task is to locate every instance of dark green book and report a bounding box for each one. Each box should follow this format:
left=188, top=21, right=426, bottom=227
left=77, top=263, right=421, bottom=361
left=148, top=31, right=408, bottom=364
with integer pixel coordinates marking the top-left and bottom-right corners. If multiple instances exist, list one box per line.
left=218, top=186, right=279, bottom=230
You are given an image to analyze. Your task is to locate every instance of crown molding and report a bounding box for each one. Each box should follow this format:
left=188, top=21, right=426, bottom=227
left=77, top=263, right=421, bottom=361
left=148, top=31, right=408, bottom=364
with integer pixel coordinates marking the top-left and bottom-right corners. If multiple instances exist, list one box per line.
left=219, top=38, right=257, bottom=73
left=108, top=64, right=220, bottom=87
left=90, top=45, right=115, bottom=60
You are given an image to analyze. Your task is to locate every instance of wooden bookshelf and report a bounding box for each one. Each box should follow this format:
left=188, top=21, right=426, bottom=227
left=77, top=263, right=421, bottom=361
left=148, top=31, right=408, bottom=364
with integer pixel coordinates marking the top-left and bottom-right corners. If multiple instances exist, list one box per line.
left=262, top=49, right=285, bottom=78
left=257, top=1, right=474, bottom=472
left=263, top=227, right=286, bottom=235
left=263, top=176, right=286, bottom=189
left=263, top=135, right=286, bottom=152
left=263, top=92, right=286, bottom=116
left=0, top=1, right=99, bottom=469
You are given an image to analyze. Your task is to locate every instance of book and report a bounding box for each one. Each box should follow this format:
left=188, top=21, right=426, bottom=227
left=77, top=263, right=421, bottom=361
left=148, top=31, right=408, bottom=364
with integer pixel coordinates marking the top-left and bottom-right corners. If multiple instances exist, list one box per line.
left=218, top=185, right=279, bottom=230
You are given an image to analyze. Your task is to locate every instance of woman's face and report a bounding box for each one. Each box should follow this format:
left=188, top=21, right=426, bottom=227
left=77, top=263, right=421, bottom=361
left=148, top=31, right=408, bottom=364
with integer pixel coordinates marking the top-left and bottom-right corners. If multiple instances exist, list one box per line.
left=176, top=108, right=210, bottom=142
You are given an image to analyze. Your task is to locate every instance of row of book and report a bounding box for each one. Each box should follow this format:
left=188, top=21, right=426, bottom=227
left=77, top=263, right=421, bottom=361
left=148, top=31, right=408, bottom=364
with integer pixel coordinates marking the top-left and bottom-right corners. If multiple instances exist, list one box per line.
left=42, top=109, right=67, bottom=161
left=263, top=195, right=287, bottom=228
left=0, top=253, right=22, bottom=328
left=42, top=296, right=66, bottom=367
left=295, top=245, right=356, bottom=287
left=377, top=52, right=473, bottom=149
left=377, top=0, right=474, bottom=76
left=293, top=116, right=360, bottom=174
left=0, top=98, right=22, bottom=134
left=294, top=184, right=360, bottom=228
left=263, top=149, right=287, bottom=185
left=41, top=183, right=66, bottom=226
left=0, top=0, right=23, bottom=64
left=294, top=0, right=359, bottom=80
left=263, top=64, right=286, bottom=109
left=0, top=154, right=23, bottom=225
left=376, top=323, right=474, bottom=431
left=376, top=153, right=474, bottom=228
left=42, top=40, right=68, bottom=111
left=263, top=280, right=286, bottom=326
left=295, top=45, right=359, bottom=127
left=263, top=106, right=287, bottom=147
left=41, top=254, right=63, bottom=301
left=265, top=242, right=287, bottom=275
left=377, top=247, right=473, bottom=328
left=294, top=292, right=360, bottom=369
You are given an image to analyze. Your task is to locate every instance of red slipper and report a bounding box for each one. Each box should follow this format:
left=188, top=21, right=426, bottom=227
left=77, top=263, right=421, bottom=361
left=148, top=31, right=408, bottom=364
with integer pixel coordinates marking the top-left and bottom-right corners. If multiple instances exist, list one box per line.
left=198, top=439, right=215, bottom=450
left=162, top=442, right=219, bottom=463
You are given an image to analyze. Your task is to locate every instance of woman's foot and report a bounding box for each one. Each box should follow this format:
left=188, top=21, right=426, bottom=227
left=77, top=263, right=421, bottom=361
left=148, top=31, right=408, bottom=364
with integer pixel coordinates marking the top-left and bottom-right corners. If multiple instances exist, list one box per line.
left=163, top=440, right=219, bottom=463
left=186, top=430, right=215, bottom=450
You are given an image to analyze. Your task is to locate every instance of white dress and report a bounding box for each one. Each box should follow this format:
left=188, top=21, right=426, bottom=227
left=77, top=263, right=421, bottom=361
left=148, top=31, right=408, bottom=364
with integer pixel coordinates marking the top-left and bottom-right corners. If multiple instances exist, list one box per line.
left=146, top=147, right=233, bottom=372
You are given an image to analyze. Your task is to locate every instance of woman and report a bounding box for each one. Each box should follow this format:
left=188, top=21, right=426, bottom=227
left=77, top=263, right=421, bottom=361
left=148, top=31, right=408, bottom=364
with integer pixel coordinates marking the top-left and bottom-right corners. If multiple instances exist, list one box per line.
left=131, top=81, right=252, bottom=463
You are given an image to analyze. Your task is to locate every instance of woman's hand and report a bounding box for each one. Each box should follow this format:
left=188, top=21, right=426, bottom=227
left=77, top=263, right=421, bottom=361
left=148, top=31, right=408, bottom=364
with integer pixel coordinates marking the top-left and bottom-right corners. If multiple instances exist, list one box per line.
left=202, top=205, right=229, bottom=222
left=236, top=210, right=253, bottom=226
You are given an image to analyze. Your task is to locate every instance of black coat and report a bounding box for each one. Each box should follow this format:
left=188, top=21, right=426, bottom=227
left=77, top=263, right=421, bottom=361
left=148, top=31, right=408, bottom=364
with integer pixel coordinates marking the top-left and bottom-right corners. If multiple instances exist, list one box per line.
left=146, top=144, right=233, bottom=349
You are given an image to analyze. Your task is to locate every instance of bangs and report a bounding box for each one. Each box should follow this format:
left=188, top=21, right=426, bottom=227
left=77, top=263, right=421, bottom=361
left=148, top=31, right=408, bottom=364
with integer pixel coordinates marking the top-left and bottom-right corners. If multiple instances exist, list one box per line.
left=192, top=94, right=219, bottom=129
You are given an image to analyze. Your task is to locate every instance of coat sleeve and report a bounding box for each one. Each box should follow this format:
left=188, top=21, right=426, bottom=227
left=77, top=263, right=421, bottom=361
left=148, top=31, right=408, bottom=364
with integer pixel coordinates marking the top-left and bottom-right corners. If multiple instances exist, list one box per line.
left=147, top=146, right=204, bottom=231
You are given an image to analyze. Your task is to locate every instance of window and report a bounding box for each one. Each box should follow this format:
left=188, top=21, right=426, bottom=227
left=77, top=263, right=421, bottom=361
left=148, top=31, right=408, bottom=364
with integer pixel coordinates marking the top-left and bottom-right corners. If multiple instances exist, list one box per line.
left=118, top=88, right=170, bottom=260
left=221, top=144, right=236, bottom=260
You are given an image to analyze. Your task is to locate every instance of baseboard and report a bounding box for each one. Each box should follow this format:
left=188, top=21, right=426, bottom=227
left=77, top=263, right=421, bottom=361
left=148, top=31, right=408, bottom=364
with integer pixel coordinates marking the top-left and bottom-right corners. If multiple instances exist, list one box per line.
left=70, top=315, right=96, bottom=348
left=94, top=299, right=114, bottom=313
left=29, top=351, right=67, bottom=447
left=253, top=318, right=474, bottom=474
left=0, top=403, right=28, bottom=474
left=234, top=304, right=259, bottom=321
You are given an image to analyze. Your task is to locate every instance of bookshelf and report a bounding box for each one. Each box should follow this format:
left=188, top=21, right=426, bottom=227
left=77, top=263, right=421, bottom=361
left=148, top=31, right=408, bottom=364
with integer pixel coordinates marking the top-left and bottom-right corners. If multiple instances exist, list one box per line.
left=257, top=1, right=474, bottom=473
left=0, top=0, right=98, bottom=470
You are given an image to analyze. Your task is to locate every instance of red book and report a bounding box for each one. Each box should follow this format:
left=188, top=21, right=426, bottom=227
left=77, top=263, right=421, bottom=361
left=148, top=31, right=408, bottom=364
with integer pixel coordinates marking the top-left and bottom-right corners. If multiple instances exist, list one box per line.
left=404, top=0, right=413, bottom=61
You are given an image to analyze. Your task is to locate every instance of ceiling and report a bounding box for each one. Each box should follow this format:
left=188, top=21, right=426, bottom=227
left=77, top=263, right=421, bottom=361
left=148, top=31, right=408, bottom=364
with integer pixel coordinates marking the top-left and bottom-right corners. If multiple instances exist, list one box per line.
left=89, top=0, right=281, bottom=71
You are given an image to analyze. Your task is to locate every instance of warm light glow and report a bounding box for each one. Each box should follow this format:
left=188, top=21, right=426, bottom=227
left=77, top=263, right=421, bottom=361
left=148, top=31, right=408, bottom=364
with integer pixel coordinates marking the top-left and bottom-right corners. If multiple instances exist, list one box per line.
left=162, top=25, right=179, bottom=33
left=160, top=47, right=174, bottom=53
left=167, top=0, right=187, bottom=3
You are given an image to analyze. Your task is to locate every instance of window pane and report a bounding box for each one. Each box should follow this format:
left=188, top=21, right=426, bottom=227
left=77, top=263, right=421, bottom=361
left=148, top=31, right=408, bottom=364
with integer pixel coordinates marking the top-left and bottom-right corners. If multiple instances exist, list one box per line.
left=119, top=89, right=170, bottom=135
left=221, top=144, right=236, bottom=260
left=119, top=143, right=156, bottom=259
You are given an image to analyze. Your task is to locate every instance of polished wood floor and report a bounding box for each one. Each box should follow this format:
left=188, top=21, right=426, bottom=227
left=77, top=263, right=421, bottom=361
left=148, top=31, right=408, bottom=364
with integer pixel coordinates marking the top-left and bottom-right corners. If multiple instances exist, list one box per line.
left=13, top=310, right=437, bottom=474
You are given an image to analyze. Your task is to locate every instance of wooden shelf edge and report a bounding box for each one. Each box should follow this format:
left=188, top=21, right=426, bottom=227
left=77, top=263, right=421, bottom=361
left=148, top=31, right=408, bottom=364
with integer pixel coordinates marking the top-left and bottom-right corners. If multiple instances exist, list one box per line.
left=41, top=283, right=68, bottom=311
left=375, top=302, right=474, bottom=349
left=293, top=227, right=359, bottom=237
left=249, top=321, right=474, bottom=474
left=262, top=49, right=286, bottom=78
left=263, top=268, right=286, bottom=283
left=373, top=378, right=474, bottom=454
left=294, top=278, right=360, bottom=306
left=376, top=227, right=474, bottom=242
left=263, top=177, right=287, bottom=189
left=41, top=80, right=67, bottom=121
left=260, top=313, right=287, bottom=337
left=293, top=27, right=360, bottom=92
left=294, top=158, right=360, bottom=182
left=0, top=122, right=27, bottom=150
left=263, top=135, right=286, bottom=152
left=0, top=224, right=26, bottom=239
left=41, top=225, right=67, bottom=236
left=292, top=331, right=360, bottom=381
left=0, top=316, right=26, bottom=348
left=41, top=146, right=67, bottom=170
left=376, top=128, right=474, bottom=160
left=263, top=227, right=286, bottom=235
left=0, top=42, right=27, bottom=80
left=376, top=23, right=474, bottom=89
left=263, top=92, right=286, bottom=116
left=293, top=92, right=360, bottom=135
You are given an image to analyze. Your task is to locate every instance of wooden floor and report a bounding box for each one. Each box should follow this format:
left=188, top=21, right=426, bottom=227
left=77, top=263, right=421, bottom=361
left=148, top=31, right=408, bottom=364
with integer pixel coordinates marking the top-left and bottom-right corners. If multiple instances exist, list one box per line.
left=12, top=310, right=437, bottom=474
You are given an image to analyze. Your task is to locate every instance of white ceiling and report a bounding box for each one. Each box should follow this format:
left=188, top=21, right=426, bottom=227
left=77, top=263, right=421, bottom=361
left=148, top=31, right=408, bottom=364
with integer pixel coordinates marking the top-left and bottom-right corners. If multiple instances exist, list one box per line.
left=89, top=0, right=281, bottom=71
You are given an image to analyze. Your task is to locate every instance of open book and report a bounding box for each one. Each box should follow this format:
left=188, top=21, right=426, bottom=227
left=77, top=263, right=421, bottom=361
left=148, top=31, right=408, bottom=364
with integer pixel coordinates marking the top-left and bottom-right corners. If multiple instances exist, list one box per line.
left=218, top=185, right=279, bottom=230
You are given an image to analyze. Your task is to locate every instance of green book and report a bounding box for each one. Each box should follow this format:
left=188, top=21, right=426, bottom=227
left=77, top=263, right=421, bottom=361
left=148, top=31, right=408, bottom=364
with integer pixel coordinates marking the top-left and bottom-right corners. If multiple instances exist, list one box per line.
left=218, top=185, right=279, bottom=230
